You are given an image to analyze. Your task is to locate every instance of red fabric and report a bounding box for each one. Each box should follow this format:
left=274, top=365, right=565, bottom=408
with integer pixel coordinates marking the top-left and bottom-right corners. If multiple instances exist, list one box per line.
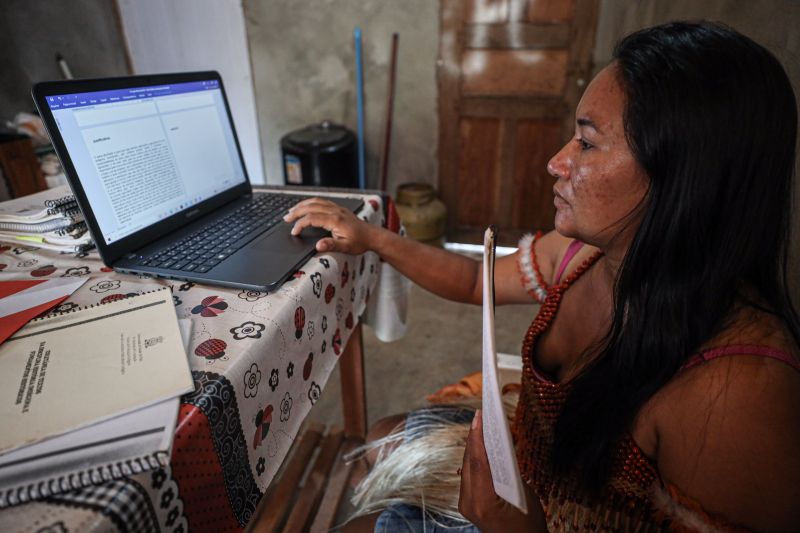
left=385, top=197, right=401, bottom=233
left=171, top=404, right=243, bottom=532
left=0, top=280, right=68, bottom=343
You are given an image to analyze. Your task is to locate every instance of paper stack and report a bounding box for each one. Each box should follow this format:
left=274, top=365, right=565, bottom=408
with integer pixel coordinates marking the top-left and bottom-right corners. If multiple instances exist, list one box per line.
left=0, top=289, right=193, bottom=507
left=0, top=185, right=93, bottom=253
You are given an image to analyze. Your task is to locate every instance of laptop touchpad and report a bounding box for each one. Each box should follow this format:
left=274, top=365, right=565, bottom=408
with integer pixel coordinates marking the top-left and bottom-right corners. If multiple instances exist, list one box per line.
left=253, top=225, right=325, bottom=252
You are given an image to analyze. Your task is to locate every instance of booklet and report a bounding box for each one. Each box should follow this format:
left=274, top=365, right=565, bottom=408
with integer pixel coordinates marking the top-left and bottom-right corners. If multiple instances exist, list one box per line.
left=0, top=287, right=193, bottom=454
left=0, top=319, right=192, bottom=508
left=482, top=226, right=528, bottom=513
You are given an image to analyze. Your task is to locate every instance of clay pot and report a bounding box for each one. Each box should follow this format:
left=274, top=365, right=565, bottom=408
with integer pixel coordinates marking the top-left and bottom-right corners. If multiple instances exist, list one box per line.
left=395, top=183, right=447, bottom=247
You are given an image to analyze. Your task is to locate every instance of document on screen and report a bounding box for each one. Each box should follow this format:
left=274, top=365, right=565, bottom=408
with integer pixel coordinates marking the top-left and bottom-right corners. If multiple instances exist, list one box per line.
left=76, top=94, right=235, bottom=231
left=81, top=116, right=185, bottom=226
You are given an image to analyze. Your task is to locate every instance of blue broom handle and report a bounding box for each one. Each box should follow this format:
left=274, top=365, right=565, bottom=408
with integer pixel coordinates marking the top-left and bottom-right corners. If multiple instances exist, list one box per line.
left=355, top=27, right=366, bottom=190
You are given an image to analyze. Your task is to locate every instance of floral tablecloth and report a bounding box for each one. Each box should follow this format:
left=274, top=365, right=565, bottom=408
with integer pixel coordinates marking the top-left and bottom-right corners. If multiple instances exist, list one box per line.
left=0, top=192, right=385, bottom=533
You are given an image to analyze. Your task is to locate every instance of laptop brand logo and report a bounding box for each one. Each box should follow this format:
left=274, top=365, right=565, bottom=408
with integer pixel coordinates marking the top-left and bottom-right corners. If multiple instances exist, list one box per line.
left=186, top=209, right=200, bottom=218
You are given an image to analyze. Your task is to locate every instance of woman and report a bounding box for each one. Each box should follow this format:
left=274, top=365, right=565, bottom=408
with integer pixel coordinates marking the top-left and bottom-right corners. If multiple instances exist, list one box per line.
left=285, top=21, right=800, bottom=531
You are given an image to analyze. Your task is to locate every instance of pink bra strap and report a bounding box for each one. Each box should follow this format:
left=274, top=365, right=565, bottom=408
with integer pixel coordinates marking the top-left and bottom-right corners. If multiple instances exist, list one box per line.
left=681, top=344, right=800, bottom=373
left=554, top=240, right=585, bottom=284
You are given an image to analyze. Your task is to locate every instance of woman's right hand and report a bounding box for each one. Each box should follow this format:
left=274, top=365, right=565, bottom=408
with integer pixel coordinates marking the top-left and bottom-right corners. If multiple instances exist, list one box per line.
left=283, top=197, right=378, bottom=255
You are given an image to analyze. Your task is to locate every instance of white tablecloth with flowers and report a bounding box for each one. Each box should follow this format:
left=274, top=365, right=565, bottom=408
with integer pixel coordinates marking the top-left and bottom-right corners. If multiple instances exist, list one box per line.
left=0, top=190, right=387, bottom=533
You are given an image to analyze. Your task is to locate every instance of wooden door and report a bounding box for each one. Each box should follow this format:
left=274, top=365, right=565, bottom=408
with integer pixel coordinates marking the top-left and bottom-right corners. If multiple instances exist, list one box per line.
left=437, top=0, right=599, bottom=246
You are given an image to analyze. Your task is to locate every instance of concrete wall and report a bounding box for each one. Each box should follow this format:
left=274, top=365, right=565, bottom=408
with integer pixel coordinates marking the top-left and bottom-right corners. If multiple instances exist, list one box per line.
left=243, top=0, right=439, bottom=190
left=0, top=0, right=130, bottom=121
left=593, top=0, right=800, bottom=301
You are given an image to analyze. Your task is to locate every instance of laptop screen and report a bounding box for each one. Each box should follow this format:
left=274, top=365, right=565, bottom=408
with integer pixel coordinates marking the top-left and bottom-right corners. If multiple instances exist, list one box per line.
left=43, top=80, right=248, bottom=245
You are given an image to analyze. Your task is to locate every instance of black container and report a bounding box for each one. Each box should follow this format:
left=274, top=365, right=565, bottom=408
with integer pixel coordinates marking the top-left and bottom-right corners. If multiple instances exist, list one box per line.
left=280, top=121, right=358, bottom=188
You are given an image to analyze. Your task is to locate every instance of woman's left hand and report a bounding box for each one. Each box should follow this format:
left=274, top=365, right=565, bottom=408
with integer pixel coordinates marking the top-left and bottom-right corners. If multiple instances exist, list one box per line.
left=458, top=410, right=547, bottom=532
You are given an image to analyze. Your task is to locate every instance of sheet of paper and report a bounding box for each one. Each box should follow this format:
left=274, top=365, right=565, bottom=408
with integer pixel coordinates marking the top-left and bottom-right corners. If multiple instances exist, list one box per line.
left=0, top=278, right=87, bottom=344
left=0, top=288, right=193, bottom=454
left=482, top=226, right=527, bottom=513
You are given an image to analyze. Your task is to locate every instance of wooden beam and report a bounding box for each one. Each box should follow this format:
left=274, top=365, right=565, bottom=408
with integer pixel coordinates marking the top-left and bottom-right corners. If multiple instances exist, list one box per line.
left=527, top=0, right=576, bottom=24
left=438, top=0, right=468, bottom=241
left=307, top=437, right=362, bottom=531
left=461, top=49, right=568, bottom=97
left=460, top=96, right=565, bottom=119
left=282, top=428, right=345, bottom=533
left=560, top=0, right=600, bottom=144
left=463, top=22, right=570, bottom=49
left=247, top=424, right=324, bottom=532
left=495, top=118, right=516, bottom=229
left=339, top=322, right=367, bottom=440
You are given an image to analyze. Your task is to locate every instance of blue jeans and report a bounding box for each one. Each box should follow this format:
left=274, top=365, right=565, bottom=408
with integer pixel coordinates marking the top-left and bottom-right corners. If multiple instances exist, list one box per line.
left=375, top=504, right=480, bottom=532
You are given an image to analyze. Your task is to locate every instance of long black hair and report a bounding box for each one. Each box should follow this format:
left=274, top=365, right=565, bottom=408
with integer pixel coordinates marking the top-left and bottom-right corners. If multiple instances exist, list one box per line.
left=551, top=21, right=800, bottom=490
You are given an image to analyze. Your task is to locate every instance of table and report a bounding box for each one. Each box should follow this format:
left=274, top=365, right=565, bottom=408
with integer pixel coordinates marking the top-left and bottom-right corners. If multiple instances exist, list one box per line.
left=0, top=190, right=387, bottom=532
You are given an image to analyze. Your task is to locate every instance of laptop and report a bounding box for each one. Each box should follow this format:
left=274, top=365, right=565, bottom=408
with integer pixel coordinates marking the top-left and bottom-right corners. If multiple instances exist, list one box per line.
left=32, top=71, right=362, bottom=292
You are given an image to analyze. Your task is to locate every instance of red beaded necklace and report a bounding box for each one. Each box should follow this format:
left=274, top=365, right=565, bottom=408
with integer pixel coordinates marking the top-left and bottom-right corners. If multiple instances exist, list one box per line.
left=521, top=250, right=604, bottom=368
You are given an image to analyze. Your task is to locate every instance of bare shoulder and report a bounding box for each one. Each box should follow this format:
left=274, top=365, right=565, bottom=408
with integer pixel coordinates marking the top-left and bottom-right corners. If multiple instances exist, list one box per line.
left=532, top=231, right=599, bottom=285
left=644, top=320, right=800, bottom=530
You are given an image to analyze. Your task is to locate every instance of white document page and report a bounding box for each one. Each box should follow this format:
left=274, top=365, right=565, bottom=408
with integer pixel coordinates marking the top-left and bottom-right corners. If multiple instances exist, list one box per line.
left=160, top=105, right=235, bottom=192
left=482, top=226, right=528, bottom=513
left=81, top=116, right=185, bottom=230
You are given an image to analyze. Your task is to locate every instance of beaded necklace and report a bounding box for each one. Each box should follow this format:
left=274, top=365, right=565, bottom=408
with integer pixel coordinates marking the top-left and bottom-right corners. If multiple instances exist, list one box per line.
left=521, top=250, right=604, bottom=373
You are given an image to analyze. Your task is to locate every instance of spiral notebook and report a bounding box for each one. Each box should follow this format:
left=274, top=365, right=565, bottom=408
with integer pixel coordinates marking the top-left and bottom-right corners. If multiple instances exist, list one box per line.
left=0, top=288, right=193, bottom=507
left=0, top=185, right=80, bottom=229
left=0, top=385, right=180, bottom=508
left=0, top=185, right=93, bottom=252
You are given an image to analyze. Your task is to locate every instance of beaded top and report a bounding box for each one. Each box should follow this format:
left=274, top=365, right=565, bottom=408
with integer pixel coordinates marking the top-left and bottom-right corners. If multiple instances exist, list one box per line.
left=510, top=249, right=672, bottom=531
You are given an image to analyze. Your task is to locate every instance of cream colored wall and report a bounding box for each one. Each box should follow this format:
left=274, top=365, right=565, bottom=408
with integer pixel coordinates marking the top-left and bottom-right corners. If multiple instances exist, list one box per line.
left=243, top=0, right=439, bottom=191
left=593, top=0, right=800, bottom=302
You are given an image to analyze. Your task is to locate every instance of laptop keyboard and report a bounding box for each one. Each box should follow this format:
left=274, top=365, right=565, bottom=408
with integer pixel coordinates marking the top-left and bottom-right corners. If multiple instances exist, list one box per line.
left=136, top=193, right=305, bottom=273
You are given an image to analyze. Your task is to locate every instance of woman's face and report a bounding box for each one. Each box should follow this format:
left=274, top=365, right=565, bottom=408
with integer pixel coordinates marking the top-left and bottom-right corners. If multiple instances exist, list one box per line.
left=548, top=64, right=648, bottom=248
